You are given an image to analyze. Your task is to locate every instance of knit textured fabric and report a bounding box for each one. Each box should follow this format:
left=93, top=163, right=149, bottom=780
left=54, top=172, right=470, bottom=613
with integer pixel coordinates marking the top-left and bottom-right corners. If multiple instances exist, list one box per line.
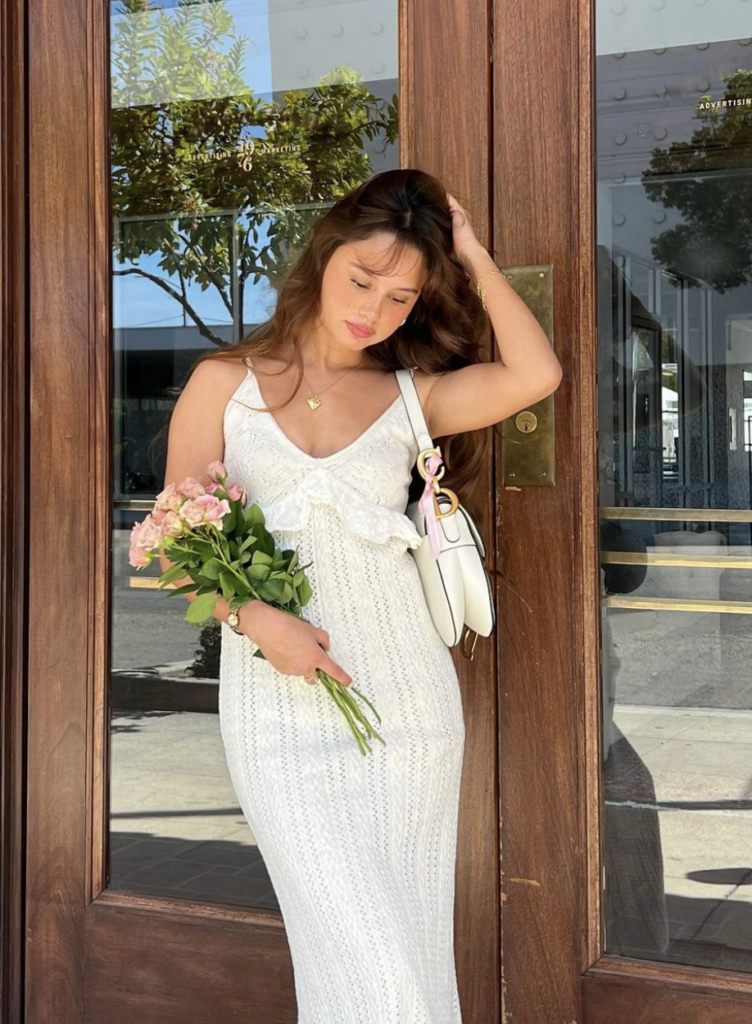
left=219, top=358, right=466, bottom=1023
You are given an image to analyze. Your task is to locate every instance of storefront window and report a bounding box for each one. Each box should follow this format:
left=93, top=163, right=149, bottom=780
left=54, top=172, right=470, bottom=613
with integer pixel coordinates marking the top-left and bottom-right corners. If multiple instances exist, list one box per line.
left=108, top=0, right=398, bottom=908
left=597, top=6, right=752, bottom=969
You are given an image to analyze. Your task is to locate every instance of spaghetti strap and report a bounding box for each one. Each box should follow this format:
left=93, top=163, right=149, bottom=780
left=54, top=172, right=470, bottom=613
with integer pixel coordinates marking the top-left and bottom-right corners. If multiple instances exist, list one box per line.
left=242, top=354, right=254, bottom=370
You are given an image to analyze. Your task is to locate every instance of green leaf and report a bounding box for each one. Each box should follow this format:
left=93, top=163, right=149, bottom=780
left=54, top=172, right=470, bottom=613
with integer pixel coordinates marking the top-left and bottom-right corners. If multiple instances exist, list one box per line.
left=201, top=558, right=223, bottom=580
left=257, top=577, right=286, bottom=602
left=185, top=591, right=219, bottom=624
left=245, top=504, right=266, bottom=530
left=297, top=575, right=312, bottom=605
left=158, top=564, right=193, bottom=585
left=218, top=570, right=237, bottom=600
left=167, top=582, right=200, bottom=596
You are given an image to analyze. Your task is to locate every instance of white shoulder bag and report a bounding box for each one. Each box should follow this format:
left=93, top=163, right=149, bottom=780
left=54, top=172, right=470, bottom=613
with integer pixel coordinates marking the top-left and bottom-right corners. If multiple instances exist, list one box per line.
left=395, top=367, right=496, bottom=660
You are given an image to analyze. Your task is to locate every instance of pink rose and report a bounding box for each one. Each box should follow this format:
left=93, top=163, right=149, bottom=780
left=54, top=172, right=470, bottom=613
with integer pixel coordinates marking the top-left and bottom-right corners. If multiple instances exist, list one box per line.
left=180, top=500, right=206, bottom=527
left=227, top=484, right=245, bottom=502
left=134, top=515, right=162, bottom=549
left=154, top=482, right=183, bottom=512
left=129, top=515, right=163, bottom=567
left=177, top=477, right=206, bottom=499
left=194, top=494, right=231, bottom=525
left=161, top=510, right=183, bottom=537
left=207, top=460, right=227, bottom=482
left=129, top=545, right=151, bottom=568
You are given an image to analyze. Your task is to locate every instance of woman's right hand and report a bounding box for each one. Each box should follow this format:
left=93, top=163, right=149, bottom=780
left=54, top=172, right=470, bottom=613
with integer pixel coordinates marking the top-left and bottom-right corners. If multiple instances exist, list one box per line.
left=238, top=602, right=353, bottom=687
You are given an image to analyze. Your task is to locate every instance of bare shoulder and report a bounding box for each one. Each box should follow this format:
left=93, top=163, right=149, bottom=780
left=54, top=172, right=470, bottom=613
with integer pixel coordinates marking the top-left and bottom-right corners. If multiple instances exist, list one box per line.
left=163, top=356, right=249, bottom=491
left=182, top=355, right=249, bottom=412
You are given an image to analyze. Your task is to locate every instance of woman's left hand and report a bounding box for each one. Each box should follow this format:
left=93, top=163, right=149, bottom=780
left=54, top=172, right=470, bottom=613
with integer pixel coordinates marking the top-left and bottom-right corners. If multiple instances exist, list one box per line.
left=447, top=192, right=483, bottom=266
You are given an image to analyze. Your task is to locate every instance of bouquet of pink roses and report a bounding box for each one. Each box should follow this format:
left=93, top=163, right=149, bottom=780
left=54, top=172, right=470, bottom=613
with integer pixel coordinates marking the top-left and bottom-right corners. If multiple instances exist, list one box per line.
left=129, top=460, right=384, bottom=755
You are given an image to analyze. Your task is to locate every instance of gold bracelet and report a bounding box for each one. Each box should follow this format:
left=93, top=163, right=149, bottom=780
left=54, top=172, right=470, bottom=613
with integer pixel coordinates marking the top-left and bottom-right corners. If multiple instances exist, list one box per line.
left=475, top=268, right=502, bottom=311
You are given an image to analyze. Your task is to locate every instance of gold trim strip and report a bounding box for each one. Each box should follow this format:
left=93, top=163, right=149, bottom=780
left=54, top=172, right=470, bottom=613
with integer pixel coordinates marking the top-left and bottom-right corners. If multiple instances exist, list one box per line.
left=600, top=507, right=752, bottom=523
left=601, top=552, right=752, bottom=568
left=604, top=596, right=752, bottom=614
left=115, top=500, right=154, bottom=512
left=129, top=577, right=176, bottom=590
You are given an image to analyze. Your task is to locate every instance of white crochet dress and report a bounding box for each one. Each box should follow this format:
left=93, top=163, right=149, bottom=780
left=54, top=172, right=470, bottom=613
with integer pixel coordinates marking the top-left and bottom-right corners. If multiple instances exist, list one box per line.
left=219, top=357, right=466, bottom=1024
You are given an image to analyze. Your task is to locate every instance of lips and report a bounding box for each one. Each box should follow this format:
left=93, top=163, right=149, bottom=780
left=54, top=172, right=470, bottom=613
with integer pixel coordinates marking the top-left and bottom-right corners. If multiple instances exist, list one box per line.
left=345, top=320, right=375, bottom=338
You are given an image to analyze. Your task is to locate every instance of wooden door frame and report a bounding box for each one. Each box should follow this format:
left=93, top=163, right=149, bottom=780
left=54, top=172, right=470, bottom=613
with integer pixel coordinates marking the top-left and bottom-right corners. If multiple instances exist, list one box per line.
left=492, top=1, right=752, bottom=1022
left=1, top=0, right=28, bottom=1020
left=491, top=0, right=599, bottom=1018
left=405, top=4, right=500, bottom=1023
left=17, top=1, right=500, bottom=1023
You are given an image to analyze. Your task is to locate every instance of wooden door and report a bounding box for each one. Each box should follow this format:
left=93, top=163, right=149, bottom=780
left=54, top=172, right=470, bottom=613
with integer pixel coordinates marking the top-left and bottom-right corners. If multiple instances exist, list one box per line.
left=14, top=0, right=500, bottom=1023
left=493, top=0, right=752, bottom=1021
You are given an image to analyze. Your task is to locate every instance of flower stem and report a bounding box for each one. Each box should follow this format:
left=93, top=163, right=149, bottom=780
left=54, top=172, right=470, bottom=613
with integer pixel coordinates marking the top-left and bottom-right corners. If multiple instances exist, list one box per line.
left=317, top=671, right=386, bottom=755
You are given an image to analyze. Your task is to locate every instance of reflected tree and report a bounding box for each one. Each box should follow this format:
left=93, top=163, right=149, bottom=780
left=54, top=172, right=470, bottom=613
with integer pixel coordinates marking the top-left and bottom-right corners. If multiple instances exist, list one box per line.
left=642, top=69, right=752, bottom=291
left=111, top=0, right=398, bottom=343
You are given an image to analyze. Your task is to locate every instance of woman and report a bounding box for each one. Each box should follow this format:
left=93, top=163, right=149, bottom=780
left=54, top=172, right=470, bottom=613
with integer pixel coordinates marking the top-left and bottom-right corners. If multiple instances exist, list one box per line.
left=162, top=168, right=562, bottom=1023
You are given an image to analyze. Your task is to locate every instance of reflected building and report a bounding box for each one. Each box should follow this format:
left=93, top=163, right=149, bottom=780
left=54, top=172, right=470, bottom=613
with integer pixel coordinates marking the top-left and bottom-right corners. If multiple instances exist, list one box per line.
left=596, top=13, right=752, bottom=970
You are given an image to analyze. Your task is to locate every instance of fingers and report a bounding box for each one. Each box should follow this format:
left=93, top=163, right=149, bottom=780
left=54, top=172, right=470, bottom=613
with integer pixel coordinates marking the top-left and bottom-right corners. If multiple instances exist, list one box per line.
left=314, top=628, right=330, bottom=650
left=316, top=650, right=352, bottom=687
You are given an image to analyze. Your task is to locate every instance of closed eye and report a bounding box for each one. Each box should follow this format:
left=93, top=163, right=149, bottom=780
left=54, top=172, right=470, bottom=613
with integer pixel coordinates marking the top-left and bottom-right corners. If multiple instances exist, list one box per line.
left=350, top=278, right=408, bottom=305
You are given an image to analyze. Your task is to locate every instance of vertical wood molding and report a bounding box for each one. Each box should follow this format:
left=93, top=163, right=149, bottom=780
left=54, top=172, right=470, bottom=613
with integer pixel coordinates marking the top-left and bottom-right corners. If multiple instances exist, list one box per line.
left=1, top=0, right=28, bottom=1020
left=574, top=0, right=603, bottom=976
left=493, top=0, right=587, bottom=1021
left=87, top=0, right=111, bottom=909
left=26, top=0, right=90, bottom=1017
left=1, top=0, right=28, bottom=1021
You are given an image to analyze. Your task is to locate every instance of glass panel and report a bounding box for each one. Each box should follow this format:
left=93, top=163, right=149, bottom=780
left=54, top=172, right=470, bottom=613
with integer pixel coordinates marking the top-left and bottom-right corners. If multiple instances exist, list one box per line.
left=108, top=0, right=398, bottom=907
left=596, top=7, right=752, bottom=970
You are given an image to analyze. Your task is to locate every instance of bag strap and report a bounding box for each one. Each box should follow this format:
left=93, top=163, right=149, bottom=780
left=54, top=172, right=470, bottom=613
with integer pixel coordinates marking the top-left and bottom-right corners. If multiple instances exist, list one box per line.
left=395, top=367, right=434, bottom=454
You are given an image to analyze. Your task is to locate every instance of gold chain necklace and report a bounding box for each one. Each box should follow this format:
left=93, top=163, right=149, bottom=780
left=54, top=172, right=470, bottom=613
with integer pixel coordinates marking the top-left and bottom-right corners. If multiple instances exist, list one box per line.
left=303, top=362, right=361, bottom=410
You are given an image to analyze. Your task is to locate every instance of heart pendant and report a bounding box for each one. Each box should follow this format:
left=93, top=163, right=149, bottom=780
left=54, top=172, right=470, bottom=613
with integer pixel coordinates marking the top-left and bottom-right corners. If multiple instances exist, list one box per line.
left=307, top=395, right=322, bottom=410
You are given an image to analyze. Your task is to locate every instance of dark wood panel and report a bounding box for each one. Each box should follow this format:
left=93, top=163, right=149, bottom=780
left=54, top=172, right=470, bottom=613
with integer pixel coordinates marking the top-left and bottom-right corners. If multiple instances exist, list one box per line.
left=583, top=957, right=752, bottom=1024
left=494, top=0, right=594, bottom=1020
left=26, top=0, right=91, bottom=1015
left=85, top=898, right=294, bottom=1024
left=407, top=1, right=499, bottom=1023
left=1, top=0, right=29, bottom=1021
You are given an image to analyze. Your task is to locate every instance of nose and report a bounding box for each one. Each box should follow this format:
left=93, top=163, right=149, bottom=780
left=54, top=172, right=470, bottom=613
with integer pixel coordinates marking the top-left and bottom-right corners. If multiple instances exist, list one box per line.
left=358, top=299, right=380, bottom=323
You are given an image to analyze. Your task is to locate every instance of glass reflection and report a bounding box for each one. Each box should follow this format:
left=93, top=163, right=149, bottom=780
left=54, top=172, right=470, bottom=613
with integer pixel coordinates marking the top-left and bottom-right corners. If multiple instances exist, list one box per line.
left=597, top=6, right=752, bottom=970
left=108, top=0, right=398, bottom=907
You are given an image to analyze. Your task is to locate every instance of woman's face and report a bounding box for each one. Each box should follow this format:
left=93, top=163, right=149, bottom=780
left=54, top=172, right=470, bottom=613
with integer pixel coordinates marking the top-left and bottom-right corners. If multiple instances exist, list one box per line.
left=318, top=232, right=427, bottom=351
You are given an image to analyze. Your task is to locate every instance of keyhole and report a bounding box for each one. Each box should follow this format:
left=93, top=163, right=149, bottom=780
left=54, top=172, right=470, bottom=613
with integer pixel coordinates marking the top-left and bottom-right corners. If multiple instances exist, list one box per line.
left=515, top=411, right=538, bottom=434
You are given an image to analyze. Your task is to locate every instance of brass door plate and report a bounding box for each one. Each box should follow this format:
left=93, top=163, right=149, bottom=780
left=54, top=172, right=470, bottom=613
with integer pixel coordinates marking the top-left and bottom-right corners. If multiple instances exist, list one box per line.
left=499, top=264, right=555, bottom=487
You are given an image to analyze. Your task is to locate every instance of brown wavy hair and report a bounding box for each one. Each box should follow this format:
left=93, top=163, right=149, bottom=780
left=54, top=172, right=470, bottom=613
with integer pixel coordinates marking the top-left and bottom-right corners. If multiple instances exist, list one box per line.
left=191, top=167, right=493, bottom=516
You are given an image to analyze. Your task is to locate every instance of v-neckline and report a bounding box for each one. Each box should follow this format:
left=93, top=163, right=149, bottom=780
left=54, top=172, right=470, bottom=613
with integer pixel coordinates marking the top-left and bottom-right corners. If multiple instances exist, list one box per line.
left=242, top=359, right=404, bottom=464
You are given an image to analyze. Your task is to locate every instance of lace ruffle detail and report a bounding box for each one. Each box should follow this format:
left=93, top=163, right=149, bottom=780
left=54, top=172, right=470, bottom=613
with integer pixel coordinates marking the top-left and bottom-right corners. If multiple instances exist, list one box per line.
left=260, top=466, right=423, bottom=551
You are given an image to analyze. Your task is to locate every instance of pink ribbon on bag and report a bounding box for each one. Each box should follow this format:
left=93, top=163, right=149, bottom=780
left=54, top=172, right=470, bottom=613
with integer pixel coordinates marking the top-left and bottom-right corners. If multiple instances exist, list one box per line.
left=418, top=452, right=444, bottom=560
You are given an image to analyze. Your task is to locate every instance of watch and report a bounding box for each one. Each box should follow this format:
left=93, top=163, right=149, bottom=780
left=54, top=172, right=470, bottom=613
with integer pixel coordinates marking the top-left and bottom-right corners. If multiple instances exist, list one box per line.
left=227, top=608, right=244, bottom=635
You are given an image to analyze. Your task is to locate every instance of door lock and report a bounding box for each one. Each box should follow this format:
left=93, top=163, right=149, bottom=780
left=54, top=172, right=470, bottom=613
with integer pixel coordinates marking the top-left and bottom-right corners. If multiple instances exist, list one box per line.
left=515, top=411, right=538, bottom=434
left=499, top=264, right=556, bottom=487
